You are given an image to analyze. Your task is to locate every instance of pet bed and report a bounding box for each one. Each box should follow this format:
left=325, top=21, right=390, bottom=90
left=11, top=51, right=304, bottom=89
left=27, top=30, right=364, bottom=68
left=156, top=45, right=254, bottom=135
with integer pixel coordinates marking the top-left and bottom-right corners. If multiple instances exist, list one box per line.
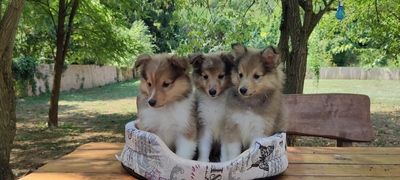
left=116, top=120, right=288, bottom=180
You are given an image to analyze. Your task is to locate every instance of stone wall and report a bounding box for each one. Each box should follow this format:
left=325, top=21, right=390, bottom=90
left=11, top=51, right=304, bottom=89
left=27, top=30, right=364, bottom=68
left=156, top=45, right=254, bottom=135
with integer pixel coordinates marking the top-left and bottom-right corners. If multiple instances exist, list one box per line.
left=305, top=67, right=400, bottom=80
left=26, top=66, right=398, bottom=96
left=27, top=64, right=135, bottom=96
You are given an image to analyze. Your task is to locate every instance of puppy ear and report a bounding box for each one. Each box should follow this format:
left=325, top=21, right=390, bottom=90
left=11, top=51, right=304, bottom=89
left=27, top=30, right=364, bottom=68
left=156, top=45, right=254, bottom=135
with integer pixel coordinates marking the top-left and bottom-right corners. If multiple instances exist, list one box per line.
left=221, top=52, right=235, bottom=66
left=135, top=54, right=151, bottom=69
left=169, top=54, right=189, bottom=72
left=188, top=52, right=204, bottom=65
left=221, top=52, right=235, bottom=74
left=262, top=46, right=281, bottom=68
left=231, top=43, right=247, bottom=58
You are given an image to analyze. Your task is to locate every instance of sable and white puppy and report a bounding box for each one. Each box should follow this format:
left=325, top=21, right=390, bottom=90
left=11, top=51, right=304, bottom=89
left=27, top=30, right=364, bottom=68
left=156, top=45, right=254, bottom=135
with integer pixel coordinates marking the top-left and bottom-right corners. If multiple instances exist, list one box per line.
left=220, top=44, right=287, bottom=162
left=135, top=53, right=197, bottom=160
left=189, top=51, right=233, bottom=162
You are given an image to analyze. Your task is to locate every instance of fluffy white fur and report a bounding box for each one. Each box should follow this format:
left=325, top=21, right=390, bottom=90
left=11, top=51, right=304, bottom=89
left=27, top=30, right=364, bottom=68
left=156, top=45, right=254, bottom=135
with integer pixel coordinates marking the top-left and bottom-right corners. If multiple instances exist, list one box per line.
left=221, top=110, right=267, bottom=161
left=138, top=93, right=197, bottom=160
left=196, top=90, right=228, bottom=162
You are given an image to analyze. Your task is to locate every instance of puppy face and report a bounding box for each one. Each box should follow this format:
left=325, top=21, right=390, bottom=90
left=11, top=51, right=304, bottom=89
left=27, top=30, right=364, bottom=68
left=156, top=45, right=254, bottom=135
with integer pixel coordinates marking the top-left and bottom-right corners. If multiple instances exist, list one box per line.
left=135, top=53, right=192, bottom=108
left=189, top=52, right=233, bottom=98
left=230, top=44, right=284, bottom=99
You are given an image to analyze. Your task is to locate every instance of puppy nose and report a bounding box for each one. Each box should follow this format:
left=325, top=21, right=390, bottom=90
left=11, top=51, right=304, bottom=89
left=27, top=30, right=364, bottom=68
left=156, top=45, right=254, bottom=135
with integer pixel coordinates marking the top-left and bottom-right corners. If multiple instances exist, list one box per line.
left=209, top=89, right=217, bottom=96
left=239, top=87, right=247, bottom=95
left=148, top=99, right=157, bottom=107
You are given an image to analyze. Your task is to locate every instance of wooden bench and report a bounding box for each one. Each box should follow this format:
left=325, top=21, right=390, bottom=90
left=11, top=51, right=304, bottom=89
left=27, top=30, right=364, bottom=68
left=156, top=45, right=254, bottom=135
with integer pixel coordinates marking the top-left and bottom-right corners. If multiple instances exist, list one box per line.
left=284, top=93, right=373, bottom=147
left=20, top=93, right=377, bottom=180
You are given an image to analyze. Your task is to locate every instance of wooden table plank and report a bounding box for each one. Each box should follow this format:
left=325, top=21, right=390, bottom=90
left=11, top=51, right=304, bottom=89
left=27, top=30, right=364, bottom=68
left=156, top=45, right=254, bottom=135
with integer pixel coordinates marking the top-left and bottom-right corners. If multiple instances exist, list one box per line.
left=58, top=149, right=122, bottom=160
left=275, top=176, right=400, bottom=180
left=20, top=143, right=400, bottom=180
left=288, top=147, right=400, bottom=155
left=75, top=142, right=125, bottom=150
left=20, top=173, right=133, bottom=180
left=35, top=160, right=126, bottom=173
left=288, top=153, right=400, bottom=164
left=282, top=164, right=400, bottom=177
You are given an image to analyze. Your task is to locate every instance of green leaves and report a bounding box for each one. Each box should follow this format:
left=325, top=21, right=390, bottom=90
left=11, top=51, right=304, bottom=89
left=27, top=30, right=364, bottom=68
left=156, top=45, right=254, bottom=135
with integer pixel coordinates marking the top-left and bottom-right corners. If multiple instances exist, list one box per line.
left=175, top=0, right=280, bottom=55
left=12, top=56, right=38, bottom=96
left=14, top=0, right=155, bottom=67
left=311, top=0, right=400, bottom=68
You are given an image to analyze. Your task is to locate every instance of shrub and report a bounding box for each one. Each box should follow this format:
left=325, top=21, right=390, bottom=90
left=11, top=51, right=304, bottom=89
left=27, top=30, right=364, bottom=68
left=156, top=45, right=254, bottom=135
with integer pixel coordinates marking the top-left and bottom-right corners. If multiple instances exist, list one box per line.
left=12, top=56, right=38, bottom=97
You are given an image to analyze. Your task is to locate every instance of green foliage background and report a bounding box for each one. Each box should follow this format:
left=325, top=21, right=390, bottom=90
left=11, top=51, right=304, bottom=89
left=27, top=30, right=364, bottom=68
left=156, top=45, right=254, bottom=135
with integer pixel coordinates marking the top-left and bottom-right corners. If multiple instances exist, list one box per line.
left=10, top=0, right=400, bottom=96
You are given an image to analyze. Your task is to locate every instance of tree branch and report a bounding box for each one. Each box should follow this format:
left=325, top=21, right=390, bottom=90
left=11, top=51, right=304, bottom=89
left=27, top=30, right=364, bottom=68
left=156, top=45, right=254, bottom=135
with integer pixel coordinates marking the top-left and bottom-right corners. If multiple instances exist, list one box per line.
left=302, top=0, right=312, bottom=37
left=278, top=0, right=289, bottom=65
left=374, top=0, right=380, bottom=23
left=298, top=0, right=307, bottom=11
left=307, top=0, right=335, bottom=37
left=0, top=0, right=3, bottom=19
left=287, top=0, right=302, bottom=48
left=31, top=0, right=58, bottom=30
left=66, top=0, right=73, bottom=9
left=206, top=0, right=215, bottom=23
left=62, top=0, right=79, bottom=58
left=222, top=0, right=229, bottom=8
left=322, top=0, right=328, bottom=7
left=243, top=0, right=256, bottom=18
left=387, top=8, right=400, bottom=22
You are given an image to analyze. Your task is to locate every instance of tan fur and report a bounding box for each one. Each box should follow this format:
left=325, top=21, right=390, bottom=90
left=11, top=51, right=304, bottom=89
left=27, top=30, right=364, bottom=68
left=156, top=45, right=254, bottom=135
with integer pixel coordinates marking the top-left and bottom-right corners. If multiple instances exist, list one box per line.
left=135, top=53, right=197, bottom=159
left=221, top=44, right=287, bottom=161
left=136, top=53, right=192, bottom=108
left=190, top=51, right=233, bottom=98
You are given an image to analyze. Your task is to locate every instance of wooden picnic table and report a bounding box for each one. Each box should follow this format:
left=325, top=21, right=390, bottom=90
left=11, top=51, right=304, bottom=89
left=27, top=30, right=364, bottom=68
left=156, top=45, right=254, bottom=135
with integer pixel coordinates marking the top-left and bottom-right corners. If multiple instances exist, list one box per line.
left=21, top=142, right=400, bottom=180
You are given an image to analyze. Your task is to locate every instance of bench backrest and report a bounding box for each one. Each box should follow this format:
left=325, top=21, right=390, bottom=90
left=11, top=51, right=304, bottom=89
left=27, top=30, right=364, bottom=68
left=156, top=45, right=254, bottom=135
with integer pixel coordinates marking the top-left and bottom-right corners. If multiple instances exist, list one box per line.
left=284, top=93, right=373, bottom=147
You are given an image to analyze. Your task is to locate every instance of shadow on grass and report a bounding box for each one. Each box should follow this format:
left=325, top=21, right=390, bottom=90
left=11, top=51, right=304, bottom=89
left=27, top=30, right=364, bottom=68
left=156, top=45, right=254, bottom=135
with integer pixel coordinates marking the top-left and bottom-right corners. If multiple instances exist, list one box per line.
left=369, top=110, right=400, bottom=147
left=11, top=111, right=137, bottom=178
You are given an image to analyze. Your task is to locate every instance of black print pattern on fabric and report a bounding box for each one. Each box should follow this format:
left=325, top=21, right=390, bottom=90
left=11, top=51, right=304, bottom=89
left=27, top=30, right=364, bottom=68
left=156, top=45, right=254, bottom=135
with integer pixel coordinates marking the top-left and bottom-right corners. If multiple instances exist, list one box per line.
left=204, top=165, right=223, bottom=180
left=119, top=122, right=289, bottom=179
left=170, top=165, right=185, bottom=180
left=248, top=143, right=275, bottom=171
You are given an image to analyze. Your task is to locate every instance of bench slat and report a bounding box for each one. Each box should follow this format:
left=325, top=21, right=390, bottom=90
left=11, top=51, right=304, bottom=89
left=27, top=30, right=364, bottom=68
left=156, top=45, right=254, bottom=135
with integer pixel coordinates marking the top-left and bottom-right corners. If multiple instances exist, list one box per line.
left=284, top=94, right=373, bottom=144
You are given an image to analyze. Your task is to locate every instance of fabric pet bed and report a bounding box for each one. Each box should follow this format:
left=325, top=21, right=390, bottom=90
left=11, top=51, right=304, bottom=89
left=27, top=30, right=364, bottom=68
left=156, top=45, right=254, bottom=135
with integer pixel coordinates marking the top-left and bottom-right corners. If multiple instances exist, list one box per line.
left=116, top=120, right=288, bottom=179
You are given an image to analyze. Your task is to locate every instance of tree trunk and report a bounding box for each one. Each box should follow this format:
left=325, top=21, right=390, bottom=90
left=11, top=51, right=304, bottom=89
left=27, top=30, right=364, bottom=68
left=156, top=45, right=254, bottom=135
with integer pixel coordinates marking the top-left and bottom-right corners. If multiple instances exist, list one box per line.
left=0, top=0, right=26, bottom=179
left=48, top=0, right=79, bottom=127
left=279, top=0, right=335, bottom=146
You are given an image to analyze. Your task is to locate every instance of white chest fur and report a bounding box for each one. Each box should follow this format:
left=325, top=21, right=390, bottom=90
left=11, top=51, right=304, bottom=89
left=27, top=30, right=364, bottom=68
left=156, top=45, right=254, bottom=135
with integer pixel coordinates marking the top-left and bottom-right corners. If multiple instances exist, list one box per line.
left=138, top=94, right=194, bottom=149
left=230, top=110, right=266, bottom=148
left=197, top=91, right=228, bottom=140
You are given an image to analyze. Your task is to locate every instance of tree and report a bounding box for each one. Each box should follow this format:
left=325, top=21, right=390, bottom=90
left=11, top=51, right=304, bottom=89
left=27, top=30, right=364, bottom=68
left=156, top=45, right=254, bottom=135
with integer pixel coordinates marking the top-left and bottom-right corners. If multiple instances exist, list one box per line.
left=278, top=0, right=336, bottom=145
left=128, top=0, right=179, bottom=53
left=0, top=0, right=26, bottom=179
left=46, top=0, right=80, bottom=127
left=24, top=0, right=143, bottom=127
left=278, top=0, right=336, bottom=94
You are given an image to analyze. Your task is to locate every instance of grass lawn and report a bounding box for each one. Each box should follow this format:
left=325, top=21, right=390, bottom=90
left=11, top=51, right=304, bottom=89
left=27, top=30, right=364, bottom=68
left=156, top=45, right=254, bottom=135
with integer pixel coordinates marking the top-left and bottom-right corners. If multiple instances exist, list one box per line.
left=11, top=79, right=400, bottom=178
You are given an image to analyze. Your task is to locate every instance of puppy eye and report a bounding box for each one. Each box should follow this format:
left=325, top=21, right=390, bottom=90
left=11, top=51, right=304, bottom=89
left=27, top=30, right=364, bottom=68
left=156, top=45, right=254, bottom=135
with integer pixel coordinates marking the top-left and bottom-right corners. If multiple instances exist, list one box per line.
left=147, top=82, right=152, bottom=87
left=162, top=82, right=170, bottom=88
left=218, top=75, right=224, bottom=79
left=203, top=75, right=208, bottom=80
left=239, top=73, right=243, bottom=78
left=253, top=74, right=260, bottom=79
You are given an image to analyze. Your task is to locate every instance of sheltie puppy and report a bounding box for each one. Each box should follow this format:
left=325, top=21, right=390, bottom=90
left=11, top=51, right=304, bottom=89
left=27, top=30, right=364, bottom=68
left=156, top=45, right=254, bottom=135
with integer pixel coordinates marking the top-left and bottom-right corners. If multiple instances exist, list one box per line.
left=220, top=44, right=287, bottom=162
left=135, top=53, right=197, bottom=160
left=189, top=51, right=233, bottom=162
